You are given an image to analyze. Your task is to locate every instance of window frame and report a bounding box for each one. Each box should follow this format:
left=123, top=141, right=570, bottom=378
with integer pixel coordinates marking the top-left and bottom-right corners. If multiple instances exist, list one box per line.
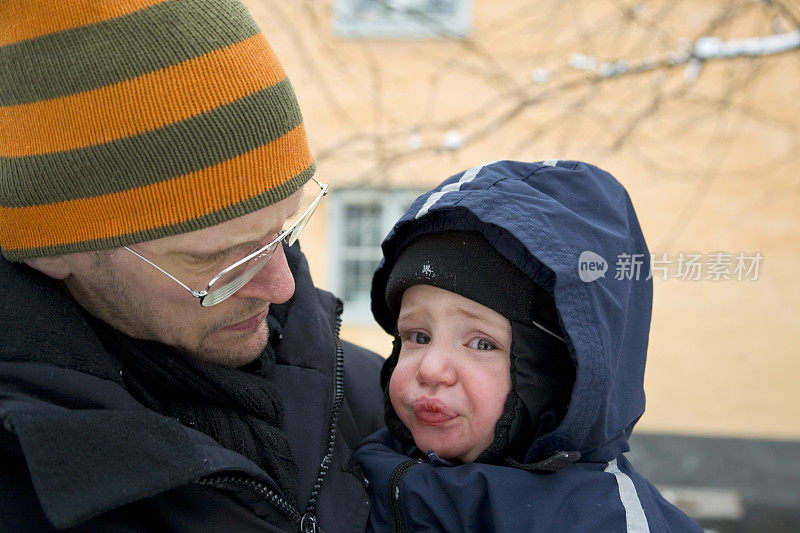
left=328, top=187, right=424, bottom=324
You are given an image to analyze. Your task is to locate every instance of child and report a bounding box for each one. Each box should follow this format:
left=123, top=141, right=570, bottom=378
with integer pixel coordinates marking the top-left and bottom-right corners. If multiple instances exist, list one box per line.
left=352, top=160, right=702, bottom=532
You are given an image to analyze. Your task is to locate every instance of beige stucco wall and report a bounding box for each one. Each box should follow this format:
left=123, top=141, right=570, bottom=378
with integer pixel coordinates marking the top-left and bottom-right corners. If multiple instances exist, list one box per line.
left=244, top=0, right=800, bottom=440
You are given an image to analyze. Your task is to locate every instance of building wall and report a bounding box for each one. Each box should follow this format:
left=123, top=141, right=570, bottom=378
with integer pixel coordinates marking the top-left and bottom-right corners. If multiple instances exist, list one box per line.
left=244, top=0, right=800, bottom=440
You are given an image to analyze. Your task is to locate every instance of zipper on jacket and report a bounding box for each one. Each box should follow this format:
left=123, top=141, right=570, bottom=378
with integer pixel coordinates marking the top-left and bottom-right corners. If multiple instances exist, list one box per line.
left=197, top=475, right=302, bottom=525
left=304, top=313, right=346, bottom=517
left=195, top=313, right=346, bottom=533
left=388, top=458, right=422, bottom=533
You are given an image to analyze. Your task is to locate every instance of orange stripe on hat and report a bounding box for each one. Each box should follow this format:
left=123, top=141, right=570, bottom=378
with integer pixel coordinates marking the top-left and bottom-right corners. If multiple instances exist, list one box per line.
left=0, top=124, right=313, bottom=251
left=0, top=0, right=171, bottom=46
left=0, top=34, right=285, bottom=156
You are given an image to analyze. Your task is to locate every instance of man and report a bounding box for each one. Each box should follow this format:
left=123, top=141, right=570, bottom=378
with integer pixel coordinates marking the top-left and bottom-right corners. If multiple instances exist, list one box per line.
left=0, top=1, right=384, bottom=531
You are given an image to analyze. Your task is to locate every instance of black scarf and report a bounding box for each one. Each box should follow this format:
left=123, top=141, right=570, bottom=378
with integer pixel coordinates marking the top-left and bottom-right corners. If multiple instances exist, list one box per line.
left=87, top=314, right=298, bottom=505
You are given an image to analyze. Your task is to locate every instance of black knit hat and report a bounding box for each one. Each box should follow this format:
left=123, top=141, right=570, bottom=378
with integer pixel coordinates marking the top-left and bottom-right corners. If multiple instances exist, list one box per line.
left=384, top=231, right=561, bottom=336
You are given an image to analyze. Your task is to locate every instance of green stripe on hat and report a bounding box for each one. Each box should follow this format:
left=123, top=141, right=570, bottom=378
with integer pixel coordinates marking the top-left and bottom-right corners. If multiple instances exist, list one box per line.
left=0, top=0, right=259, bottom=106
left=1, top=78, right=302, bottom=207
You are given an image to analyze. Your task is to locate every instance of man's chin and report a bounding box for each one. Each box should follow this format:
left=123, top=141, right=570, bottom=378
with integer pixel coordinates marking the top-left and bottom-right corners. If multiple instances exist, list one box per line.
left=192, top=321, right=270, bottom=367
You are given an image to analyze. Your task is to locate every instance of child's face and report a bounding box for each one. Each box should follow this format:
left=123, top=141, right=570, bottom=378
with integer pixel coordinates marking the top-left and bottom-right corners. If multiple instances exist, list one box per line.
left=389, top=285, right=513, bottom=463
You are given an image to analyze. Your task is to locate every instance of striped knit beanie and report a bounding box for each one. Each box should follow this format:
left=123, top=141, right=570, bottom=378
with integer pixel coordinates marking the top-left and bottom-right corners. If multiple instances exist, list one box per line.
left=0, top=0, right=314, bottom=261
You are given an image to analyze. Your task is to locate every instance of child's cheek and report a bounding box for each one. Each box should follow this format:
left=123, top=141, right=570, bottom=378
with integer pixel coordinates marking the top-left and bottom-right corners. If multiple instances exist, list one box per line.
left=387, top=369, right=405, bottom=410
left=388, top=363, right=413, bottom=419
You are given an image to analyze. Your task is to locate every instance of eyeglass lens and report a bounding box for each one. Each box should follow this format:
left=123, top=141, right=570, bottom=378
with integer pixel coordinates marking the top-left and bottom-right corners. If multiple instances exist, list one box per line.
left=200, top=187, right=323, bottom=306
left=200, top=244, right=280, bottom=306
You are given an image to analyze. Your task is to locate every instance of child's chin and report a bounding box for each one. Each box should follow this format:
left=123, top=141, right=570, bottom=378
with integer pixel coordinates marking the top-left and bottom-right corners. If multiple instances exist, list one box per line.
left=413, top=439, right=464, bottom=462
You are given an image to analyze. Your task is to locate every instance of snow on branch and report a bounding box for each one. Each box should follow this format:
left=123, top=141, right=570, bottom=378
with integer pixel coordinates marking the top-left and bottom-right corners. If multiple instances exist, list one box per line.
left=693, top=31, right=800, bottom=60
left=574, top=31, right=800, bottom=82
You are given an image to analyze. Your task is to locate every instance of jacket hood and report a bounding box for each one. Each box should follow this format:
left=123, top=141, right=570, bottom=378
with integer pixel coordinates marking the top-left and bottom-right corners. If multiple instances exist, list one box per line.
left=371, top=160, right=653, bottom=463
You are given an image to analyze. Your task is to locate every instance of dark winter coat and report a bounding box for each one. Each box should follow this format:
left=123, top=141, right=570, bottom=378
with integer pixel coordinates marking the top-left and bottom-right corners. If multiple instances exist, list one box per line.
left=354, top=160, right=703, bottom=532
left=0, top=243, right=384, bottom=532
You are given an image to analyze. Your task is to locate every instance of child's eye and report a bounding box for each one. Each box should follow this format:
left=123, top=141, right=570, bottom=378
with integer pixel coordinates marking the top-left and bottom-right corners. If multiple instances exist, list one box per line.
left=468, top=338, right=497, bottom=350
left=409, top=332, right=431, bottom=345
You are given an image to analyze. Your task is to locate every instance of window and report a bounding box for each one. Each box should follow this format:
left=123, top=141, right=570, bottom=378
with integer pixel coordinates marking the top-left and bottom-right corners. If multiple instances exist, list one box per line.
left=333, top=0, right=472, bottom=39
left=328, top=188, right=423, bottom=323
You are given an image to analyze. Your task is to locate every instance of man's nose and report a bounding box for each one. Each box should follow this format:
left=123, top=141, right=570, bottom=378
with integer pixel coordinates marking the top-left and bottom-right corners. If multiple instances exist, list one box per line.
left=416, top=345, right=458, bottom=388
left=234, top=243, right=295, bottom=303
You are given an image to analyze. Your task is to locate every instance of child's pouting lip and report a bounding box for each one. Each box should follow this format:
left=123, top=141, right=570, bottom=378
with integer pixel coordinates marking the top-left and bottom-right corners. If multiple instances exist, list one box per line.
left=412, top=396, right=458, bottom=425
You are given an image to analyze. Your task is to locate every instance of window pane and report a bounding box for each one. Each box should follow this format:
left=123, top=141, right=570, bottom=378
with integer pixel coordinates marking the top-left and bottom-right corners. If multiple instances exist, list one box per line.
left=343, top=259, right=360, bottom=301
left=334, top=0, right=471, bottom=39
left=344, top=203, right=381, bottom=247
left=334, top=189, right=426, bottom=319
left=343, top=258, right=380, bottom=302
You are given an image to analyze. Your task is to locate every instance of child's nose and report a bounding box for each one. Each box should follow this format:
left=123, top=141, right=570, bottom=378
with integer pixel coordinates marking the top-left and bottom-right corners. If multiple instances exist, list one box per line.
left=416, top=347, right=457, bottom=388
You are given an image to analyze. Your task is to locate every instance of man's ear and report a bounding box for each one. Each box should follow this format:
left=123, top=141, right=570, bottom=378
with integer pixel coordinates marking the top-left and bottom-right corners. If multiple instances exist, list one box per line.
left=23, top=256, right=72, bottom=280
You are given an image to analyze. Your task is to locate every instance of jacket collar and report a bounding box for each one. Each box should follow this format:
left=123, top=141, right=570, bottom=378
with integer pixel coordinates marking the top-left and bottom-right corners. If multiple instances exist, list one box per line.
left=0, top=257, right=123, bottom=383
left=0, top=251, right=307, bottom=528
left=0, top=361, right=272, bottom=529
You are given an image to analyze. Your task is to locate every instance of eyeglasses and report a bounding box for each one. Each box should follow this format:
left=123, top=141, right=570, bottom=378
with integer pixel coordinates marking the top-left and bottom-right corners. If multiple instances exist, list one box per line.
left=123, top=177, right=328, bottom=307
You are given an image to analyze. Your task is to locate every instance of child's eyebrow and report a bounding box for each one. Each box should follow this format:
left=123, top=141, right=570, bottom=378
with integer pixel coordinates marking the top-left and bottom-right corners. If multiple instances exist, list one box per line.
left=397, top=307, right=427, bottom=322
left=398, top=306, right=503, bottom=326
left=453, top=307, right=512, bottom=335
left=397, top=312, right=417, bottom=323
left=452, top=307, right=487, bottom=322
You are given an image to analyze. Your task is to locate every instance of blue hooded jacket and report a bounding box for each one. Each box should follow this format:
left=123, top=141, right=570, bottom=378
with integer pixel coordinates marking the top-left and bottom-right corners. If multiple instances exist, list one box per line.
left=354, top=160, right=702, bottom=532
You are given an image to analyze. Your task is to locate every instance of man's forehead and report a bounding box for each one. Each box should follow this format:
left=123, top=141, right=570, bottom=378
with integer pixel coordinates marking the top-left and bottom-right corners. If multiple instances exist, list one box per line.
left=140, top=189, right=303, bottom=256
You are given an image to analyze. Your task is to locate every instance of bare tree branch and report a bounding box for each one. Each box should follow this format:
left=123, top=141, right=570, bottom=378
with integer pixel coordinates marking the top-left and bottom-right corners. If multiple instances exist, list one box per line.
left=258, top=0, right=798, bottom=224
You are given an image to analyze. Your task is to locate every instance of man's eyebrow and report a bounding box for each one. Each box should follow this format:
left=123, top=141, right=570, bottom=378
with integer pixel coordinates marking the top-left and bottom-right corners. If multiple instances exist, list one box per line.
left=185, top=241, right=260, bottom=261
left=181, top=195, right=304, bottom=261
left=288, top=198, right=302, bottom=219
